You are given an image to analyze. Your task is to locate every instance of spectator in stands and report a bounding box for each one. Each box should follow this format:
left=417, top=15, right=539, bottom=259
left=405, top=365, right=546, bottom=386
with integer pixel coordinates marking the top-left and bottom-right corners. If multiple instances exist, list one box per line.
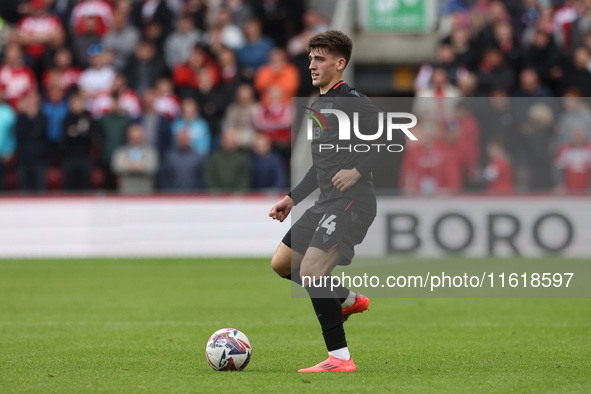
left=71, top=15, right=105, bottom=69
left=226, top=0, right=255, bottom=28
left=133, top=0, right=174, bottom=38
left=254, top=48, right=299, bottom=105
left=203, top=25, right=226, bottom=56
left=90, top=73, right=142, bottom=120
left=446, top=27, right=480, bottom=71
left=144, top=20, right=168, bottom=55
left=553, top=2, right=585, bottom=51
left=99, top=93, right=131, bottom=190
left=287, top=9, right=328, bottom=58
left=102, top=10, right=140, bottom=71
left=288, top=9, right=328, bottom=97
left=42, top=48, right=82, bottom=94
left=124, top=40, right=166, bottom=96
left=61, top=91, right=97, bottom=191
left=483, top=140, right=514, bottom=193
left=456, top=71, right=478, bottom=97
left=569, top=0, right=591, bottom=53
left=519, top=103, right=555, bottom=191
left=513, top=68, right=552, bottom=97
left=208, top=7, right=245, bottom=50
left=15, top=0, right=65, bottom=74
left=112, top=123, right=159, bottom=194
left=561, top=48, right=591, bottom=97
left=476, top=47, right=515, bottom=95
left=153, top=77, right=180, bottom=121
left=555, top=126, right=591, bottom=194
left=492, top=21, right=522, bottom=71
left=448, top=101, right=481, bottom=186
left=476, top=1, right=511, bottom=48
left=583, top=31, right=591, bottom=54
left=78, top=44, right=116, bottom=101
left=252, top=0, right=301, bottom=48
left=533, top=3, right=556, bottom=39
left=206, top=130, right=251, bottom=192
left=522, top=29, right=564, bottom=93
left=41, top=86, right=68, bottom=144
left=0, top=87, right=16, bottom=191
left=137, top=88, right=171, bottom=159
left=194, top=66, right=228, bottom=140
left=519, top=0, right=548, bottom=46
left=223, top=83, right=259, bottom=150
left=415, top=43, right=464, bottom=90
left=185, top=0, right=207, bottom=31
left=217, top=46, right=245, bottom=98
left=70, top=0, right=114, bottom=39
left=171, top=97, right=211, bottom=156
left=251, top=133, right=287, bottom=190
left=164, top=13, right=202, bottom=71
left=479, top=88, right=519, bottom=161
left=160, top=130, right=205, bottom=191
left=254, top=86, right=291, bottom=157
left=15, top=92, right=48, bottom=192
left=115, top=0, right=134, bottom=16
left=437, top=119, right=468, bottom=191
left=556, top=88, right=591, bottom=145
left=236, top=17, right=274, bottom=77
left=400, top=126, right=461, bottom=196
left=0, top=43, right=37, bottom=110
left=414, top=67, right=460, bottom=123
left=172, top=46, right=220, bottom=96
left=438, top=2, right=472, bottom=40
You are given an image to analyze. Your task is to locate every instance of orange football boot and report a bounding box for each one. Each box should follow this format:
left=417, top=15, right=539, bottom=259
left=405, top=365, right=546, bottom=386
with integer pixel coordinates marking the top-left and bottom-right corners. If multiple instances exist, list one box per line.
left=298, top=355, right=356, bottom=373
left=342, top=293, right=370, bottom=322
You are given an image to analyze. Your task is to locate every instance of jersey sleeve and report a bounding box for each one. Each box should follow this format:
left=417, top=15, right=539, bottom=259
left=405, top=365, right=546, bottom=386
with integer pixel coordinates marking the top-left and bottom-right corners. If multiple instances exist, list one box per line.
left=287, top=165, right=318, bottom=205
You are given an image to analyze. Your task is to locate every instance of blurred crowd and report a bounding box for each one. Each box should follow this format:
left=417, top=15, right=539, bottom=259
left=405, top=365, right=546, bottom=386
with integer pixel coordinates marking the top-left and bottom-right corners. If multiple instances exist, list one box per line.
left=0, top=0, right=326, bottom=194
left=404, top=0, right=591, bottom=195
left=0, top=0, right=590, bottom=195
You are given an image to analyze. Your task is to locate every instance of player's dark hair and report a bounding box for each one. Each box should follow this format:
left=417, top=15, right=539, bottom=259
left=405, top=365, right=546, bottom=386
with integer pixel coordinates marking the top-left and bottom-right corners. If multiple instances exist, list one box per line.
left=307, top=30, right=353, bottom=67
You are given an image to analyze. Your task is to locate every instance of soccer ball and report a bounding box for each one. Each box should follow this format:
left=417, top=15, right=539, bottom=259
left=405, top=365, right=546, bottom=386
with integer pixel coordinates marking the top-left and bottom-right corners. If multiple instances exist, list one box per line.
left=205, top=328, right=252, bottom=371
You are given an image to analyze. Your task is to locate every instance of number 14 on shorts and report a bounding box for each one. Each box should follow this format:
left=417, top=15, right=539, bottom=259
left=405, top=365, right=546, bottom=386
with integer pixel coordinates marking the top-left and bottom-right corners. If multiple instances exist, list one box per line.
left=316, top=214, right=337, bottom=235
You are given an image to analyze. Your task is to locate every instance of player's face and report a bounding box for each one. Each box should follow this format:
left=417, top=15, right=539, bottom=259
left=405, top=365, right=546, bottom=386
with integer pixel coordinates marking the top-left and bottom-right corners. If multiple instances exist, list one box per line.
left=309, top=48, right=342, bottom=90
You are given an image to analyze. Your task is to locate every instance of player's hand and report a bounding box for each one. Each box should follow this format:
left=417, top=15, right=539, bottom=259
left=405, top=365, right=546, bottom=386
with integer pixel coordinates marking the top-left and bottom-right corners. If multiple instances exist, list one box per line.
left=332, top=168, right=361, bottom=192
left=269, top=195, right=293, bottom=222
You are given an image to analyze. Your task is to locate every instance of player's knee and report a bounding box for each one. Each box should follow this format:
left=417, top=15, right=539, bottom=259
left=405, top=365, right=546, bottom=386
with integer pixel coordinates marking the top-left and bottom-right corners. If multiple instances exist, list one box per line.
left=270, top=252, right=290, bottom=277
left=299, top=265, right=326, bottom=286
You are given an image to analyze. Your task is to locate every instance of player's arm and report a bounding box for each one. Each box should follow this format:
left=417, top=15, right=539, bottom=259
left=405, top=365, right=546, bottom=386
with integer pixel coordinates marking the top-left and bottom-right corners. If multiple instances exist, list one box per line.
left=269, top=166, right=318, bottom=222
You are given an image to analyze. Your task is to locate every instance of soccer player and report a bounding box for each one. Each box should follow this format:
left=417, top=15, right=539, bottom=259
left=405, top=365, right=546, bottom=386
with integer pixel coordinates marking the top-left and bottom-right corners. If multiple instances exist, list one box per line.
left=268, top=30, right=406, bottom=372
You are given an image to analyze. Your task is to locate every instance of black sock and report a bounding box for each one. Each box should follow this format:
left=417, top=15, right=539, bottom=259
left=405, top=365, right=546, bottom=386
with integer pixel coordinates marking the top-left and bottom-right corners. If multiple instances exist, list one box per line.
left=283, top=269, right=350, bottom=304
left=305, top=277, right=347, bottom=351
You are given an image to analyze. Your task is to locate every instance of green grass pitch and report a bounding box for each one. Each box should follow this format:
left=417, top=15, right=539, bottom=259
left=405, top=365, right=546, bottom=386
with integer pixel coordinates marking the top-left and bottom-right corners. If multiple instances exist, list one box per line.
left=0, top=258, right=590, bottom=393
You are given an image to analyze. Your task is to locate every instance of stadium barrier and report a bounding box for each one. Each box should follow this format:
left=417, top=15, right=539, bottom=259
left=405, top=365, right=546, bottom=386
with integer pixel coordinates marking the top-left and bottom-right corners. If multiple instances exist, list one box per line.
left=0, top=195, right=587, bottom=258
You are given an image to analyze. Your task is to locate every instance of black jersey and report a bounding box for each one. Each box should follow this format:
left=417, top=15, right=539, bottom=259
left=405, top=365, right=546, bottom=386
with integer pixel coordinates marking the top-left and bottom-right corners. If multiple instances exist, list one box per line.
left=290, top=81, right=405, bottom=216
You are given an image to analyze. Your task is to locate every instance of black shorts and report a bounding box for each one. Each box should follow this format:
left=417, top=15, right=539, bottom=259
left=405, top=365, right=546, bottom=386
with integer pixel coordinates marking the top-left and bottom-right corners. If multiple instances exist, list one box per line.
left=282, top=203, right=375, bottom=266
